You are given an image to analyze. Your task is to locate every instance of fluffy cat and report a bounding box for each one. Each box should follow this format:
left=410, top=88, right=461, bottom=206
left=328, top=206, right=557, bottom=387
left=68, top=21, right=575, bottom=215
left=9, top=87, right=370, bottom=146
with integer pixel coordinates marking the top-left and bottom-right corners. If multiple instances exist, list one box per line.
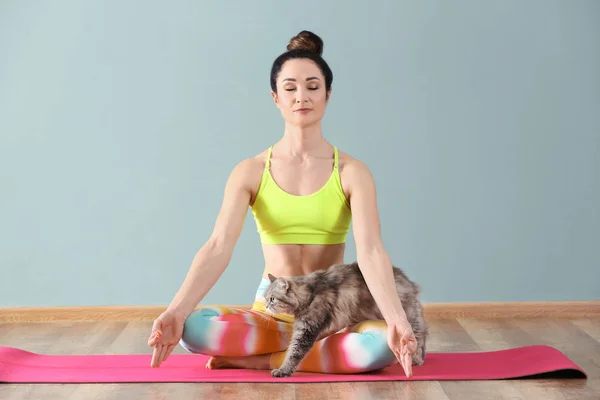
left=264, top=261, right=428, bottom=378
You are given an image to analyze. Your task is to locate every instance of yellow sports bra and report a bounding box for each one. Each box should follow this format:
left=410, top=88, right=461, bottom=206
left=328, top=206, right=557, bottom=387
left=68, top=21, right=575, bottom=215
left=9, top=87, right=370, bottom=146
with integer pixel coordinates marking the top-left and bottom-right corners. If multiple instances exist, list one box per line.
left=251, top=145, right=352, bottom=245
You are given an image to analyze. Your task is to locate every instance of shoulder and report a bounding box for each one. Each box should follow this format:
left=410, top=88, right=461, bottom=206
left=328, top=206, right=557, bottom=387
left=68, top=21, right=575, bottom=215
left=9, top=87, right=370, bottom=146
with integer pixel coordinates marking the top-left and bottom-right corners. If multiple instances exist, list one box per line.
left=337, top=149, right=376, bottom=196
left=225, top=148, right=270, bottom=200
left=228, top=147, right=271, bottom=178
left=337, top=148, right=371, bottom=175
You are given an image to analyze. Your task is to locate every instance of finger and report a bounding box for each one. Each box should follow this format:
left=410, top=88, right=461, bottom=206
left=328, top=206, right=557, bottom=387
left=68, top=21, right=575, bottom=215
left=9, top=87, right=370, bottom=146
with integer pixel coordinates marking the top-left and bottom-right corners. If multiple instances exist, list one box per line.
left=398, top=340, right=411, bottom=377
left=147, top=330, right=162, bottom=347
left=398, top=350, right=408, bottom=376
left=158, top=344, right=169, bottom=366
left=152, top=345, right=168, bottom=368
left=164, top=343, right=176, bottom=362
left=152, top=318, right=162, bottom=332
left=395, top=347, right=405, bottom=371
left=150, top=346, right=161, bottom=368
left=392, top=346, right=402, bottom=363
left=395, top=350, right=403, bottom=368
left=400, top=339, right=408, bottom=357
left=400, top=356, right=409, bottom=377
left=403, top=352, right=413, bottom=378
left=148, top=319, right=162, bottom=341
left=400, top=339, right=407, bottom=357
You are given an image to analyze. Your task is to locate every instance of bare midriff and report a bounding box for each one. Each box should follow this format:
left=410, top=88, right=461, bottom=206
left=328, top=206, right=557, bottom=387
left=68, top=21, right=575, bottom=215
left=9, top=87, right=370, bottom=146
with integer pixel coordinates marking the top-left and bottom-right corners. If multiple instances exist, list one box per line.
left=261, top=242, right=346, bottom=278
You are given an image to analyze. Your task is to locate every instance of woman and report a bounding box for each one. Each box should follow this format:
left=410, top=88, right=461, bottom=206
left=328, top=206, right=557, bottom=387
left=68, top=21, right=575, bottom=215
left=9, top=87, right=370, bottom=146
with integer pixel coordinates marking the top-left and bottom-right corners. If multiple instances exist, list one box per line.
left=147, top=31, right=419, bottom=378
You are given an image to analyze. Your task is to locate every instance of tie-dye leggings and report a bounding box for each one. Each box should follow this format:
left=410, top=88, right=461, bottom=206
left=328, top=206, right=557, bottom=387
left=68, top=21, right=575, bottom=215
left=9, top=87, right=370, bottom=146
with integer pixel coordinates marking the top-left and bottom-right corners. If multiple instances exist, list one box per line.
left=178, top=278, right=397, bottom=374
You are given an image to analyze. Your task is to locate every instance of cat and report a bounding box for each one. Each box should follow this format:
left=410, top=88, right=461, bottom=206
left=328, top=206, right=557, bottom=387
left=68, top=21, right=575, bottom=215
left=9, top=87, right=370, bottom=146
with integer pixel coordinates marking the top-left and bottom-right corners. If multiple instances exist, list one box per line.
left=263, top=261, right=428, bottom=378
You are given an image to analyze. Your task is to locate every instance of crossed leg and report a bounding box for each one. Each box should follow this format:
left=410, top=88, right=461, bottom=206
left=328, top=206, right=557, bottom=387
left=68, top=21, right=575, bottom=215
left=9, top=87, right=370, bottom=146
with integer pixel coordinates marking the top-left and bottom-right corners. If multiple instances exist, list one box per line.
left=179, top=306, right=398, bottom=374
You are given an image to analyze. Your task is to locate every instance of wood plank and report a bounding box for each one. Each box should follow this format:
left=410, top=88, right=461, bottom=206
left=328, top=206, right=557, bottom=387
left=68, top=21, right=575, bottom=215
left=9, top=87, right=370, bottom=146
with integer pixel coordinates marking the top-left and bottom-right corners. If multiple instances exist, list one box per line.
left=2, top=300, right=599, bottom=322
left=571, top=318, right=600, bottom=343
left=392, top=381, right=450, bottom=400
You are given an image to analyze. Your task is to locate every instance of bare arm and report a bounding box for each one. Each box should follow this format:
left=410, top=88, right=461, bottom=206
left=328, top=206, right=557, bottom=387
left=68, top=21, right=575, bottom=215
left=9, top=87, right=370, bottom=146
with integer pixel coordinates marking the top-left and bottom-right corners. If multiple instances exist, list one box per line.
left=166, top=159, right=256, bottom=317
left=344, top=160, right=408, bottom=325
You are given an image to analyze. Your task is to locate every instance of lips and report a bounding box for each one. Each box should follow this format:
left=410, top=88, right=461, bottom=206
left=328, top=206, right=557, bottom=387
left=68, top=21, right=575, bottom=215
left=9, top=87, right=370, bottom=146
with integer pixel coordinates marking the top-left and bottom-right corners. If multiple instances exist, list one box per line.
left=294, top=108, right=312, bottom=112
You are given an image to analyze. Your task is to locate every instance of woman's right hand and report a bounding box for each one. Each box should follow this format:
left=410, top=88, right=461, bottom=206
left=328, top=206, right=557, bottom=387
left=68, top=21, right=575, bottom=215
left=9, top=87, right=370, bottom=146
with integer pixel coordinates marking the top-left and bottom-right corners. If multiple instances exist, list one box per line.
left=148, top=308, right=188, bottom=368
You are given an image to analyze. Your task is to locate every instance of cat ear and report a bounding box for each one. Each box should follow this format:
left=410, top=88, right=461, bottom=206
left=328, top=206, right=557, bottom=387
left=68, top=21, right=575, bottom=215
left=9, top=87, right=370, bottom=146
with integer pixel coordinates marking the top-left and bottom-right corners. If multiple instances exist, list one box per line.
left=277, top=277, right=289, bottom=290
left=268, top=273, right=277, bottom=283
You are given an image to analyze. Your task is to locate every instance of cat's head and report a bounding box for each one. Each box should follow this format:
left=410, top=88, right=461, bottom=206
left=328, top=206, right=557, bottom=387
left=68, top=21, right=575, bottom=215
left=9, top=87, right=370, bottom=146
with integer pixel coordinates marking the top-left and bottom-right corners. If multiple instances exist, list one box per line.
left=263, top=273, right=301, bottom=315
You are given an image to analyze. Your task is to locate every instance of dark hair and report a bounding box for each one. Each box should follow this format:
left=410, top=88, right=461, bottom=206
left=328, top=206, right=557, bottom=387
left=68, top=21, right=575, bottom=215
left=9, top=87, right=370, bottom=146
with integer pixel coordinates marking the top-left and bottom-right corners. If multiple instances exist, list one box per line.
left=270, top=31, right=333, bottom=95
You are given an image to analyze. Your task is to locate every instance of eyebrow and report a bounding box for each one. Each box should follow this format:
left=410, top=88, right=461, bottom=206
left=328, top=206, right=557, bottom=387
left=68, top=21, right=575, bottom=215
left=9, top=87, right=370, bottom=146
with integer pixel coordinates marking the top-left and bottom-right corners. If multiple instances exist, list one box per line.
left=281, top=77, right=321, bottom=83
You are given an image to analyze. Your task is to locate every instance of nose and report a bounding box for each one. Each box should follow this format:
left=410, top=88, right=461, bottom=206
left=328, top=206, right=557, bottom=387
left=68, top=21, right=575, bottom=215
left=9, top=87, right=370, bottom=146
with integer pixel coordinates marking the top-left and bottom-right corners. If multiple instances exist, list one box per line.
left=295, top=88, right=309, bottom=103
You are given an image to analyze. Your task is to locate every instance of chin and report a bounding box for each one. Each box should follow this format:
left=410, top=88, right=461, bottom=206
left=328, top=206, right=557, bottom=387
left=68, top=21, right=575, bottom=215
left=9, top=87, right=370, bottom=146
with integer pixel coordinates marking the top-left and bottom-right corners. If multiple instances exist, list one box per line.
left=295, top=117, right=320, bottom=128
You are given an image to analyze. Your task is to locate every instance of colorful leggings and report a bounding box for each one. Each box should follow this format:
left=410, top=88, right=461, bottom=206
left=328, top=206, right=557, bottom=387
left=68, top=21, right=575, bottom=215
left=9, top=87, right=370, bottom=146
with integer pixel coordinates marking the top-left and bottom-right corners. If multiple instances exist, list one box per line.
left=179, top=278, right=397, bottom=374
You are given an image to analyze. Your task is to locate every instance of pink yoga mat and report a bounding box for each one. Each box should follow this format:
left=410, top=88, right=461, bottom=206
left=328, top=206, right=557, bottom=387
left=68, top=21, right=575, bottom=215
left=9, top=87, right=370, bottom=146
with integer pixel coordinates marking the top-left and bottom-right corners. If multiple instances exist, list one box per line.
left=0, top=345, right=586, bottom=383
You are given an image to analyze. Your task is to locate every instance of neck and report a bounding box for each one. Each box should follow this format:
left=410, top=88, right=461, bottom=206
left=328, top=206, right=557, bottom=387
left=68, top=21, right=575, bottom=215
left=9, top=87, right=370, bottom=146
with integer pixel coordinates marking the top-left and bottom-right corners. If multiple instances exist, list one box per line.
left=278, top=122, right=327, bottom=157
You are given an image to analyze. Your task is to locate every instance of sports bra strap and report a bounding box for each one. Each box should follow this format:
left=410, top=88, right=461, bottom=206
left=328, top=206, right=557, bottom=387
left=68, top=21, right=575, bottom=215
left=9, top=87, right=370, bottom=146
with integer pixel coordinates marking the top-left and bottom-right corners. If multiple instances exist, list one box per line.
left=333, top=146, right=339, bottom=169
left=265, top=146, right=273, bottom=170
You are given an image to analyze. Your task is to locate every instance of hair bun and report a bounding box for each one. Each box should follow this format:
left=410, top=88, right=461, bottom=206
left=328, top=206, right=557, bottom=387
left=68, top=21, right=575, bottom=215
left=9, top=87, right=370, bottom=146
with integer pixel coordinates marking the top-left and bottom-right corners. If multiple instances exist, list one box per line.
left=287, top=30, right=324, bottom=56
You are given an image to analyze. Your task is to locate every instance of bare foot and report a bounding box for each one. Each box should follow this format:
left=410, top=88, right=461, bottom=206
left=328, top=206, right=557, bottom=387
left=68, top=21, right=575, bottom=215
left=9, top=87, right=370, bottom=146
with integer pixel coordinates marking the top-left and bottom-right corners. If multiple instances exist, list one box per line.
left=205, top=354, right=271, bottom=370
left=205, top=356, right=232, bottom=370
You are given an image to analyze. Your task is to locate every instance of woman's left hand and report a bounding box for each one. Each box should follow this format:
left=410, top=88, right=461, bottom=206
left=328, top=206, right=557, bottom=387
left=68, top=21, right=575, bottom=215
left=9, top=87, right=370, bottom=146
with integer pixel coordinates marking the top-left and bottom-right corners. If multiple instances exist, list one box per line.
left=387, top=319, right=418, bottom=378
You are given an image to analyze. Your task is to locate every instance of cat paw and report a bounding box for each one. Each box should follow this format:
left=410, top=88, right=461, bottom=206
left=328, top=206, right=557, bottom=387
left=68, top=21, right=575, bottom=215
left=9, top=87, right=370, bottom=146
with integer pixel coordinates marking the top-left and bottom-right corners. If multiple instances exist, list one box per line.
left=271, top=368, right=293, bottom=378
left=412, top=349, right=425, bottom=366
left=412, top=357, right=424, bottom=367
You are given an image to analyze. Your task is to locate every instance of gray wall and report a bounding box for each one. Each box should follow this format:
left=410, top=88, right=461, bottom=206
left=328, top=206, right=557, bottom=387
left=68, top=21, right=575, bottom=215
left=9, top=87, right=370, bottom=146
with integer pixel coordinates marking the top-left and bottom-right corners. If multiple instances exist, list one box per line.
left=1, top=1, right=598, bottom=307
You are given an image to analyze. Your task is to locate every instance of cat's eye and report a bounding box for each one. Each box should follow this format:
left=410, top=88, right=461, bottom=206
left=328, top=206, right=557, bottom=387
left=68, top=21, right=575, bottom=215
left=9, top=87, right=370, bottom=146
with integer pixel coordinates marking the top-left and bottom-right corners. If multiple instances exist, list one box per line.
left=270, top=296, right=275, bottom=303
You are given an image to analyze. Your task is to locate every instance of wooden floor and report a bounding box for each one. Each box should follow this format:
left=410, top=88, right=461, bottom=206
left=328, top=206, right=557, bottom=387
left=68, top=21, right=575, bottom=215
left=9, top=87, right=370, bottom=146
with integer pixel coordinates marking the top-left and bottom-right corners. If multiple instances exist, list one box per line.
left=1, top=317, right=598, bottom=399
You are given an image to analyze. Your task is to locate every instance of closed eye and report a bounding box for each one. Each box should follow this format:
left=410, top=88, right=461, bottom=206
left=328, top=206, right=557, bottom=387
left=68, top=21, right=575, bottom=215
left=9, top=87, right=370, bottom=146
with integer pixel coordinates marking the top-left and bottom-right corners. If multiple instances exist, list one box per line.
left=284, top=87, right=319, bottom=91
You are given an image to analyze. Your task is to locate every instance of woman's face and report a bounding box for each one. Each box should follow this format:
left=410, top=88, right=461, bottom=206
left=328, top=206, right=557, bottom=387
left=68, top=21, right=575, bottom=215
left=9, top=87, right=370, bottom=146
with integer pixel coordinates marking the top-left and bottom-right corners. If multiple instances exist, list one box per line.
left=271, top=58, right=330, bottom=128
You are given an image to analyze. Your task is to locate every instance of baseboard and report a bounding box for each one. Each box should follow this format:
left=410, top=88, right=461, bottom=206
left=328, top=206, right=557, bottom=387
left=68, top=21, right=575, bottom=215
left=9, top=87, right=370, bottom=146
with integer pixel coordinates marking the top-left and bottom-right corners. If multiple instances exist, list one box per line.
left=1, top=301, right=599, bottom=322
